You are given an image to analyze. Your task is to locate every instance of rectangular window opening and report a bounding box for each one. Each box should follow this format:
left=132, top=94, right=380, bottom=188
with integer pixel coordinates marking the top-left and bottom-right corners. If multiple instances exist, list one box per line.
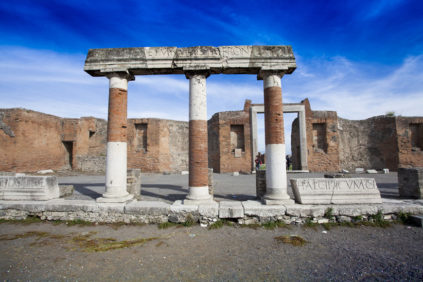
left=135, top=123, right=148, bottom=152
left=230, top=124, right=245, bottom=152
left=410, top=123, right=423, bottom=151
left=312, top=123, right=328, bottom=153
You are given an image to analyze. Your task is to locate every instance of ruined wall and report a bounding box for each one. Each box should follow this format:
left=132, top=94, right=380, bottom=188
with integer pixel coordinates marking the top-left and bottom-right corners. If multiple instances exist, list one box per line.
left=127, top=118, right=188, bottom=173
left=338, top=116, right=399, bottom=171
left=0, top=109, right=69, bottom=172
left=298, top=99, right=340, bottom=172
left=208, top=100, right=252, bottom=173
left=396, top=116, right=423, bottom=168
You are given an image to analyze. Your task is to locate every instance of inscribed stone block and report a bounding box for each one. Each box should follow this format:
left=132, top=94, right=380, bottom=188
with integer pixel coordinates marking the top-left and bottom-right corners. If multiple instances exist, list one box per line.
left=290, top=178, right=382, bottom=204
left=0, top=176, right=60, bottom=201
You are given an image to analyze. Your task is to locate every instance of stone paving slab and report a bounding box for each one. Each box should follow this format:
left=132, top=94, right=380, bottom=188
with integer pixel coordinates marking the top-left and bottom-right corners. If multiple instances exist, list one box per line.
left=219, top=201, right=244, bottom=218
left=242, top=200, right=286, bottom=217
left=125, top=200, right=170, bottom=215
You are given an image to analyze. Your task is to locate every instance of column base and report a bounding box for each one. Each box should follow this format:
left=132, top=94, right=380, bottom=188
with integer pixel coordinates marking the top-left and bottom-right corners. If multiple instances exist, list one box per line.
left=96, top=193, right=134, bottom=203
left=184, top=186, right=212, bottom=205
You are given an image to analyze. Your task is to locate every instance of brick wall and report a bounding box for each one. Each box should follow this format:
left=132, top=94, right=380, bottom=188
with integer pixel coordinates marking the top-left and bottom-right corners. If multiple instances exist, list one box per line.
left=208, top=100, right=252, bottom=173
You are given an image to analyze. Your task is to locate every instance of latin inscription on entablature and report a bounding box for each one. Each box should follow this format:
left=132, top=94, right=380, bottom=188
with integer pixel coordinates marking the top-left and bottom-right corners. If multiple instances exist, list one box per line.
left=219, top=46, right=252, bottom=58
left=144, top=47, right=177, bottom=59
left=290, top=178, right=382, bottom=204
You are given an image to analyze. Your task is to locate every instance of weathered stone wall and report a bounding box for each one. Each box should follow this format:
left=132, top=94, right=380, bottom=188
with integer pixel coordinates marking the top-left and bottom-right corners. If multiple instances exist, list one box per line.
left=0, top=109, right=72, bottom=172
left=338, top=116, right=399, bottom=171
left=396, top=116, right=423, bottom=168
left=297, top=99, right=340, bottom=172
left=127, top=118, right=188, bottom=173
left=208, top=100, right=252, bottom=173
left=0, top=109, right=189, bottom=173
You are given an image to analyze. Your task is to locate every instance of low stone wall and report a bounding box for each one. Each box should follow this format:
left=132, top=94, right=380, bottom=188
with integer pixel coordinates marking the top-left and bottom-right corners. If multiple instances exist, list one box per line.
left=1, top=198, right=422, bottom=226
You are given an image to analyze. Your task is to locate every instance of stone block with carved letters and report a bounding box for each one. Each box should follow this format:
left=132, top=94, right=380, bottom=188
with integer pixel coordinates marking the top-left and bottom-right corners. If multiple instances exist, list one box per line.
left=290, top=178, right=382, bottom=204
left=0, top=176, right=60, bottom=201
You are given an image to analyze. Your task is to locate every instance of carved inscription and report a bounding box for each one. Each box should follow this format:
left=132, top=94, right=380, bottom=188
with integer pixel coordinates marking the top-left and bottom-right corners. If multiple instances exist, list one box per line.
left=298, top=179, right=377, bottom=192
left=0, top=177, right=46, bottom=188
left=291, top=178, right=382, bottom=204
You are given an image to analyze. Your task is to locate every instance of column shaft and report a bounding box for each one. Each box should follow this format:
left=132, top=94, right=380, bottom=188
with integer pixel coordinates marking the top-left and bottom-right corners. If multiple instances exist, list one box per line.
left=299, top=109, right=308, bottom=171
left=262, top=72, right=293, bottom=204
left=97, top=74, right=133, bottom=203
left=186, top=74, right=211, bottom=202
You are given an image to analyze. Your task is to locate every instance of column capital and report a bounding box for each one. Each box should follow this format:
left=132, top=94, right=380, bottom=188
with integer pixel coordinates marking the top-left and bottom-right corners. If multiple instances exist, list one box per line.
left=184, top=70, right=211, bottom=79
left=106, top=71, right=135, bottom=82
left=257, top=69, right=285, bottom=80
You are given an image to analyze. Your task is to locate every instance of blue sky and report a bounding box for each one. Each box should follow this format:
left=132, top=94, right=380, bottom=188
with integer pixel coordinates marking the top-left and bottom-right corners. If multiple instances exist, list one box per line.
left=0, top=0, right=422, bottom=153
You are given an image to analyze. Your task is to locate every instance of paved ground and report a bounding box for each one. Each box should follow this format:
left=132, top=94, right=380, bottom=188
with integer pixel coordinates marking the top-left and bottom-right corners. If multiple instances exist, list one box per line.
left=58, top=172, right=399, bottom=203
left=0, top=221, right=422, bottom=281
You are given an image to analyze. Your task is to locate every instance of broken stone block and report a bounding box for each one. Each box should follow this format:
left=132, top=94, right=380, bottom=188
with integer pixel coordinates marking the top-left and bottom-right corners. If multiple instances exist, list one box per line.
left=59, top=185, right=74, bottom=198
left=127, top=169, right=141, bottom=200
left=398, top=167, right=423, bottom=199
left=366, top=169, right=378, bottom=174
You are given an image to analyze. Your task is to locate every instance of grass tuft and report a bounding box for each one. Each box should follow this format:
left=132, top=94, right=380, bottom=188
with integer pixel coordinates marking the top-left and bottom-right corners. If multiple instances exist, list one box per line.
left=274, top=235, right=307, bottom=246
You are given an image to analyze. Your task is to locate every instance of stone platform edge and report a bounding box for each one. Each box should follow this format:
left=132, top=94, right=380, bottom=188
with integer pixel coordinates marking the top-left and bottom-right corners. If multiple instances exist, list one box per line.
left=0, top=198, right=422, bottom=225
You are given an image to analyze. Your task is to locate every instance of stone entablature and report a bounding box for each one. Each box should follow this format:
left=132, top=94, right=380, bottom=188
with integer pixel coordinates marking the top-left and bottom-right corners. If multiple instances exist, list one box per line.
left=84, top=46, right=296, bottom=76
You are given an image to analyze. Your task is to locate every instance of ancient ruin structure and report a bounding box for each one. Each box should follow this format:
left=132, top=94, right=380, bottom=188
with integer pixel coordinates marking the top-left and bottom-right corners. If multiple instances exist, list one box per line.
left=83, top=45, right=296, bottom=204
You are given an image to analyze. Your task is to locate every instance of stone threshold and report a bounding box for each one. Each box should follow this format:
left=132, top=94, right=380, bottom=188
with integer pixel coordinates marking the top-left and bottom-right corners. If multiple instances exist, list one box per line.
left=0, top=198, right=422, bottom=225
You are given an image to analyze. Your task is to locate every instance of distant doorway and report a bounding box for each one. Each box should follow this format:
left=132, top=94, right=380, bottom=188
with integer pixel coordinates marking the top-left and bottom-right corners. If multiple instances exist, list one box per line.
left=62, top=141, right=74, bottom=169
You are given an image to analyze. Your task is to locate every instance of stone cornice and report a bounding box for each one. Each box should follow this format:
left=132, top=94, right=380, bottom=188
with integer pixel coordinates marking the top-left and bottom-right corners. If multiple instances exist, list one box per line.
left=84, top=45, right=296, bottom=76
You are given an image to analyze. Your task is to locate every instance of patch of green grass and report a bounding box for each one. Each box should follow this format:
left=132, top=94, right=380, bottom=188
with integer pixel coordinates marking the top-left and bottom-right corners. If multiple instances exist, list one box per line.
left=182, top=214, right=195, bottom=227
left=303, top=218, right=318, bottom=230
left=369, top=211, right=390, bottom=228
left=65, top=219, right=95, bottom=227
left=397, top=212, right=411, bottom=225
left=262, top=220, right=287, bottom=230
left=158, top=222, right=179, bottom=229
left=324, top=208, right=334, bottom=220
left=208, top=220, right=225, bottom=230
left=274, top=235, right=307, bottom=246
left=0, top=216, right=43, bottom=225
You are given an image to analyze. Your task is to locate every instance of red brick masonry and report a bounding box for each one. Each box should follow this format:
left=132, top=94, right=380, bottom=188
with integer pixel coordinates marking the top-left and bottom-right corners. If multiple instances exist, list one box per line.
left=189, top=120, right=208, bottom=187
left=108, top=88, right=127, bottom=142
left=264, top=87, right=285, bottom=145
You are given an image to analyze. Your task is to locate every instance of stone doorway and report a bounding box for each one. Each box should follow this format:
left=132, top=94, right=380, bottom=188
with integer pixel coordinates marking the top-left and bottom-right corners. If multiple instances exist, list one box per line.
left=62, top=141, right=74, bottom=169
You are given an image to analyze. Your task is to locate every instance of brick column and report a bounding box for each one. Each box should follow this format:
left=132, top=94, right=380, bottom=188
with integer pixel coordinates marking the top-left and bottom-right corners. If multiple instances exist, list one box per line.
left=184, top=72, right=212, bottom=204
left=261, top=71, right=293, bottom=205
left=97, top=73, right=134, bottom=203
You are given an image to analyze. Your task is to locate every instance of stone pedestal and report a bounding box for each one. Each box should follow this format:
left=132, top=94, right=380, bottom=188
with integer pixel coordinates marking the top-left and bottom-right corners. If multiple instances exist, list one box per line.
left=398, top=167, right=423, bottom=199
left=97, top=73, right=134, bottom=203
left=184, top=72, right=213, bottom=205
left=260, top=71, right=293, bottom=205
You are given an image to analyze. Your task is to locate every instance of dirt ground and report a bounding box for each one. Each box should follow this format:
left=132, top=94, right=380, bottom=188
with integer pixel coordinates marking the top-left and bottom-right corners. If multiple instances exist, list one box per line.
left=0, top=221, right=422, bottom=281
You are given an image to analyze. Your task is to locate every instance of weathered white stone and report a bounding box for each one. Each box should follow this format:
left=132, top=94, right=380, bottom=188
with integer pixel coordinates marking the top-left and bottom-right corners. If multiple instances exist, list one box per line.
left=285, top=204, right=326, bottom=217
left=332, top=205, right=379, bottom=217
left=355, top=168, right=365, bottom=173
left=180, top=171, right=189, bottom=175
left=37, top=169, right=54, bottom=174
left=291, top=178, right=382, bottom=204
left=97, top=202, right=126, bottom=213
left=219, top=201, right=244, bottom=218
left=242, top=200, right=286, bottom=217
left=0, top=176, right=60, bottom=201
left=383, top=168, right=389, bottom=174
left=198, top=202, right=219, bottom=217
left=125, top=200, right=170, bottom=215
left=317, top=218, right=329, bottom=224
left=170, top=200, right=198, bottom=213
left=84, top=46, right=296, bottom=76
left=366, top=169, right=378, bottom=174
left=232, top=172, right=239, bottom=176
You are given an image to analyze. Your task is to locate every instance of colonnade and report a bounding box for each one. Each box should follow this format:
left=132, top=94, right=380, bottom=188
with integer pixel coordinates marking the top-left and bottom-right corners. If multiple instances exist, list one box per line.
left=96, top=70, right=292, bottom=205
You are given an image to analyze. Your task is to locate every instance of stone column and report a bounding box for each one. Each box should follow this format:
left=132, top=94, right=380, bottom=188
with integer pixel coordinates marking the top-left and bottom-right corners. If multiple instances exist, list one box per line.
left=261, top=71, right=293, bottom=205
left=184, top=72, right=212, bottom=204
left=97, top=73, right=134, bottom=203
left=298, top=109, right=308, bottom=171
